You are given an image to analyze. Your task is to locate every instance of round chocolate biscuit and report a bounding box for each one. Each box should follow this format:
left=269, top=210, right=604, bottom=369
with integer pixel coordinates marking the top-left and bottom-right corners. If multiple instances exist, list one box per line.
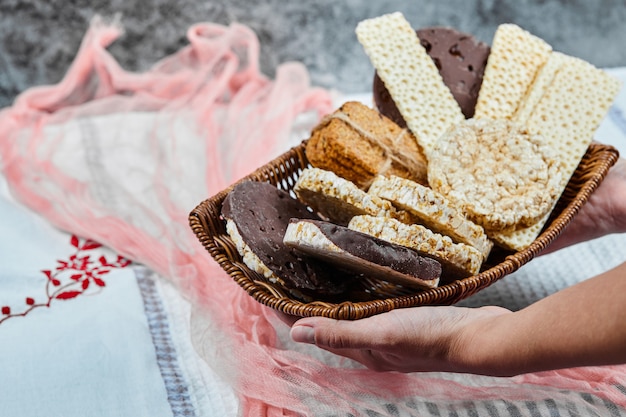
left=222, top=181, right=351, bottom=299
left=373, top=26, right=490, bottom=123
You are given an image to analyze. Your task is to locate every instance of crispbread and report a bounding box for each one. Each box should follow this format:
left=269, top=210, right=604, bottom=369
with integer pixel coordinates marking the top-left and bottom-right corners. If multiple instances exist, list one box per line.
left=525, top=55, right=622, bottom=174
left=491, top=55, right=622, bottom=250
left=305, top=101, right=428, bottom=189
left=355, top=12, right=464, bottom=157
left=514, top=52, right=569, bottom=125
left=427, top=119, right=563, bottom=232
left=349, top=215, right=484, bottom=278
left=474, top=23, right=552, bottom=120
left=293, top=167, right=410, bottom=226
left=367, top=175, right=493, bottom=259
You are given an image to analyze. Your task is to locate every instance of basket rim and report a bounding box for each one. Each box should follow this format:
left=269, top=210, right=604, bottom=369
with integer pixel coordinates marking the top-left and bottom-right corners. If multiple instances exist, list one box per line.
left=189, top=141, right=620, bottom=319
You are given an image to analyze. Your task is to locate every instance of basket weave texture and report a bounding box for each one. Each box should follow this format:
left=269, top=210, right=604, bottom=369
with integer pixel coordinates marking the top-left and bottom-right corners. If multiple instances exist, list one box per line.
left=189, top=141, right=619, bottom=320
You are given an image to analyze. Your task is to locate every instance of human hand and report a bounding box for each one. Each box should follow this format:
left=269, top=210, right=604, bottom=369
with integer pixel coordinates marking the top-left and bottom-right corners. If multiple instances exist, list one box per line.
left=286, top=157, right=626, bottom=376
left=289, top=259, right=626, bottom=375
left=290, top=305, right=510, bottom=374
left=543, top=156, right=626, bottom=254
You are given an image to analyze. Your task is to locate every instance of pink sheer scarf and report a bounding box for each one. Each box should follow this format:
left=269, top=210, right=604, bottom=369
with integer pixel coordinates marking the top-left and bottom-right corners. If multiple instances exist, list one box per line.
left=1, top=16, right=625, bottom=416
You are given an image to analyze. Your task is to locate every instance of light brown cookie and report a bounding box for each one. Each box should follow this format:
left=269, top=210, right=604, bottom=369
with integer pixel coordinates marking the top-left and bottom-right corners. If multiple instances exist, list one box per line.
left=305, top=101, right=428, bottom=189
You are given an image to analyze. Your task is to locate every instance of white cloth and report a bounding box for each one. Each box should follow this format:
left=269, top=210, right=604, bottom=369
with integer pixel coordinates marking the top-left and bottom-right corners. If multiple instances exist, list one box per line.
left=0, top=175, right=238, bottom=416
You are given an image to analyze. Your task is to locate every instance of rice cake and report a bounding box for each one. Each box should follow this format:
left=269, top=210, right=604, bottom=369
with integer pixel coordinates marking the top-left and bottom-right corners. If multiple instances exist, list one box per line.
left=284, top=218, right=442, bottom=289
left=349, top=215, right=484, bottom=279
left=367, top=175, right=493, bottom=259
left=293, top=167, right=411, bottom=226
left=427, top=119, right=563, bottom=232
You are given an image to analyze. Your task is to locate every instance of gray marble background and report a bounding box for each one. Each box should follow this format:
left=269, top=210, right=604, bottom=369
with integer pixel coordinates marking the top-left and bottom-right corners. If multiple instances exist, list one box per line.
left=1, top=0, right=626, bottom=108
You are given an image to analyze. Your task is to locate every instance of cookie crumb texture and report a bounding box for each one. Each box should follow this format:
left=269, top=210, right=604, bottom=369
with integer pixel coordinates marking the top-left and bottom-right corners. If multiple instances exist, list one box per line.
left=305, top=101, right=428, bottom=188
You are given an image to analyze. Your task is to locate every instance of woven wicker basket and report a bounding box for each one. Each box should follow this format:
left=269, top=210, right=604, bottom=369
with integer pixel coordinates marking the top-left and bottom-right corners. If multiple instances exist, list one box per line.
left=189, top=141, right=619, bottom=320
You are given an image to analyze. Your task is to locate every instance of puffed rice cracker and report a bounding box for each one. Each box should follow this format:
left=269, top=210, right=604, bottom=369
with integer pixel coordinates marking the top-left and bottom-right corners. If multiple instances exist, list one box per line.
left=226, top=219, right=284, bottom=285
left=427, top=118, right=563, bottom=232
left=368, top=175, right=493, bottom=260
left=293, top=167, right=411, bottom=226
left=349, top=215, right=484, bottom=277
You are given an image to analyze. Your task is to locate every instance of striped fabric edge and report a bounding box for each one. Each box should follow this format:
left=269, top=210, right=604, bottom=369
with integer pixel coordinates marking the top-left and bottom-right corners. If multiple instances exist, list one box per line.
left=135, top=267, right=198, bottom=417
left=390, top=392, right=626, bottom=417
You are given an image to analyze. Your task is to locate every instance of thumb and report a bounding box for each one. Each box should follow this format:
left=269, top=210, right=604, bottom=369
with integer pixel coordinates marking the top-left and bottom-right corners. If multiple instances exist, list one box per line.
left=290, top=317, right=380, bottom=350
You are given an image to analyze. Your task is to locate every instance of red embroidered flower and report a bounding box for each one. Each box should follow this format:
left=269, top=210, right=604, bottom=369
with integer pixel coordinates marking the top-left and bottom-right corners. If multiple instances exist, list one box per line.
left=0, top=235, right=131, bottom=325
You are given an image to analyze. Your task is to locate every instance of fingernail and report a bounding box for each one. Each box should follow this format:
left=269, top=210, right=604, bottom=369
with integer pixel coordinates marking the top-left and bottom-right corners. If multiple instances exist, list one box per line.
left=291, top=325, right=315, bottom=344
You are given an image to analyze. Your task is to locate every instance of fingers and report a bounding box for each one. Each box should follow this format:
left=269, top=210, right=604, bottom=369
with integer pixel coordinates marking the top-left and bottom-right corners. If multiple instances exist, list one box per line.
left=291, top=316, right=383, bottom=350
left=290, top=322, right=316, bottom=344
left=289, top=309, right=428, bottom=351
left=290, top=316, right=394, bottom=370
left=289, top=306, right=512, bottom=374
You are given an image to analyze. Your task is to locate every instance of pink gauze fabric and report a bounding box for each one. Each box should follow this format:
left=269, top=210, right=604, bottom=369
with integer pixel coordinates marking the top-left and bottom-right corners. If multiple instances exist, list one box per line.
left=1, top=16, right=626, bottom=416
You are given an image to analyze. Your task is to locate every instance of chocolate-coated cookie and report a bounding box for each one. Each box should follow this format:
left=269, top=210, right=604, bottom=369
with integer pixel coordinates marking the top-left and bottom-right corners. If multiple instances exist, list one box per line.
left=222, top=181, right=352, bottom=299
left=284, top=218, right=442, bottom=289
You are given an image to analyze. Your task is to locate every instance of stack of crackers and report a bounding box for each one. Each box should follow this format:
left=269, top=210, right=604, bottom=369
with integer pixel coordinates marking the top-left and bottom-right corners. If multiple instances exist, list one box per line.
left=291, top=12, right=621, bottom=286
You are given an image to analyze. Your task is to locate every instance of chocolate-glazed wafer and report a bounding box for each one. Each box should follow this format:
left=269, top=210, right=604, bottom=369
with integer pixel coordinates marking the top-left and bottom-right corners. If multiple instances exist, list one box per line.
left=222, top=181, right=352, bottom=300
left=284, top=218, right=441, bottom=289
left=373, top=26, right=490, bottom=122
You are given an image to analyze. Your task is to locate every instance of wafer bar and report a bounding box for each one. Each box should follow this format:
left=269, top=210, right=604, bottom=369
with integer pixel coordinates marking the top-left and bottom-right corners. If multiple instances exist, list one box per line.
left=474, top=23, right=552, bottom=120
left=491, top=55, right=622, bottom=250
left=356, top=12, right=464, bottom=157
